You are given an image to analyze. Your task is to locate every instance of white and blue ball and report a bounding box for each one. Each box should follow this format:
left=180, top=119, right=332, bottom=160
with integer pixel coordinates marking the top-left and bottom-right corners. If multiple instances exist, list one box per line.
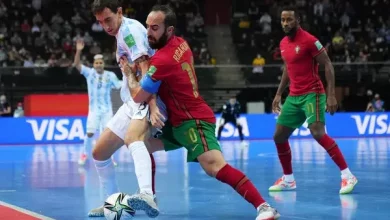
left=104, top=193, right=136, bottom=220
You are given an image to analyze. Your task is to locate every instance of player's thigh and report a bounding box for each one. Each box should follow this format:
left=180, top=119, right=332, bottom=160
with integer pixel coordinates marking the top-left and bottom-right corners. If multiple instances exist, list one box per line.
left=302, top=93, right=326, bottom=126
left=93, top=128, right=124, bottom=161
left=86, top=111, right=98, bottom=134
left=277, top=95, right=306, bottom=129
left=124, top=117, right=150, bottom=145
left=93, top=106, right=130, bottom=160
left=104, top=104, right=131, bottom=142
left=173, top=120, right=222, bottom=162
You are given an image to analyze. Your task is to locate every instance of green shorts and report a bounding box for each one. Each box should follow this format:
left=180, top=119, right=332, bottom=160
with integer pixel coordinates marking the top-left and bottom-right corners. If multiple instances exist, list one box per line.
left=159, top=120, right=221, bottom=162
left=277, top=93, right=326, bottom=129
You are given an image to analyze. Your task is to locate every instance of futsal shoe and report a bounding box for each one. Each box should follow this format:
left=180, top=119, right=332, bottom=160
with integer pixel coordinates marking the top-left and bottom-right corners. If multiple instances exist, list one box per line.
left=268, top=176, right=296, bottom=191
left=78, top=153, right=88, bottom=166
left=340, top=175, right=358, bottom=194
left=88, top=205, right=104, bottom=217
left=256, top=202, right=281, bottom=220
left=127, top=192, right=159, bottom=218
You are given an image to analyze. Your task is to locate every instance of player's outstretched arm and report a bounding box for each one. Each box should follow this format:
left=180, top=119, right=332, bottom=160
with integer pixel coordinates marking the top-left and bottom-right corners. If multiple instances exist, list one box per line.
left=315, top=51, right=338, bottom=115
left=73, top=40, right=85, bottom=72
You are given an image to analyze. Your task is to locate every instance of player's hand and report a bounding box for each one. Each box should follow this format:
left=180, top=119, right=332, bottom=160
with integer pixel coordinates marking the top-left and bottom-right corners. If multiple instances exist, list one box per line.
left=119, top=57, right=136, bottom=77
left=150, top=105, right=165, bottom=129
left=326, top=95, right=338, bottom=115
left=76, top=40, right=84, bottom=51
left=272, top=94, right=282, bottom=114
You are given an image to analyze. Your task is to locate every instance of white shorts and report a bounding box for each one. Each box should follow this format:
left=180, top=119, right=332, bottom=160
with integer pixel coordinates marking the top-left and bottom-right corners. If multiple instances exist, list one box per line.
left=106, top=98, right=167, bottom=140
left=86, top=111, right=113, bottom=134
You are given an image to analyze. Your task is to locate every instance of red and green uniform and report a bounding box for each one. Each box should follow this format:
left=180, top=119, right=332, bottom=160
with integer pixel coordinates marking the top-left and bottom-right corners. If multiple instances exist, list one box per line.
left=147, top=36, right=220, bottom=162
left=277, top=28, right=327, bottom=129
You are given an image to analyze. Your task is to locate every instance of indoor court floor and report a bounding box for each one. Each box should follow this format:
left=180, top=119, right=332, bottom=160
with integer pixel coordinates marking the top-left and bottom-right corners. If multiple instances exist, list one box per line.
left=0, top=138, right=389, bottom=220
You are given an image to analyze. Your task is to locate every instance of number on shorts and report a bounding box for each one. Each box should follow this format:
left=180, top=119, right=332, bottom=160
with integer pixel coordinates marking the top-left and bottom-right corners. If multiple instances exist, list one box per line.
left=306, top=103, right=314, bottom=114
left=181, top=57, right=199, bottom=98
left=188, top=128, right=198, bottom=143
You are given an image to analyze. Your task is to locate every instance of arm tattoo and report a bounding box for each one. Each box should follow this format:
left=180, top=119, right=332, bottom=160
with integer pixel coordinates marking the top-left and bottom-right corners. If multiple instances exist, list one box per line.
left=127, top=71, right=139, bottom=89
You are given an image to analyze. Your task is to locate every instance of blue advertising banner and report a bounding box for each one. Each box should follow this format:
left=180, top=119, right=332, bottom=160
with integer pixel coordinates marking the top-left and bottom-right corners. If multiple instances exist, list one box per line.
left=1, top=112, right=389, bottom=144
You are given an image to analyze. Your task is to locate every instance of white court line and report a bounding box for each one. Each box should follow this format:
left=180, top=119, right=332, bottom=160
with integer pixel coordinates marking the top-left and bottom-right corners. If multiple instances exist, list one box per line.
left=0, top=201, right=55, bottom=220
left=0, top=190, right=16, bottom=192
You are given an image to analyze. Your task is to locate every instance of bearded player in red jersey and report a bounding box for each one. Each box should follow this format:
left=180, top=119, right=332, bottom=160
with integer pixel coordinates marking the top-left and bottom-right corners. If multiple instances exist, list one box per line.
left=269, top=7, right=358, bottom=194
left=119, top=4, right=280, bottom=220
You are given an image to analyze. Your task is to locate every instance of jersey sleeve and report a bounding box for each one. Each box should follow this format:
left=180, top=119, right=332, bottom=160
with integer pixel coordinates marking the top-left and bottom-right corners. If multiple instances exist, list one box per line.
left=80, top=65, right=92, bottom=78
left=109, top=72, right=122, bottom=89
left=122, top=25, right=149, bottom=62
left=148, top=56, right=171, bottom=81
left=307, top=35, right=325, bottom=57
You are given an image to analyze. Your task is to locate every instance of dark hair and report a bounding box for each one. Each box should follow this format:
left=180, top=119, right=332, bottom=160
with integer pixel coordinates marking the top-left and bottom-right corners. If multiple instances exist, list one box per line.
left=92, top=0, right=121, bottom=15
left=281, top=6, right=301, bottom=20
left=151, top=4, right=177, bottom=28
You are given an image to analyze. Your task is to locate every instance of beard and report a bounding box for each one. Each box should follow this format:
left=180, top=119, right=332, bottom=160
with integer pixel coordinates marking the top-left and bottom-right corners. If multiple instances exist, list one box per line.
left=284, top=26, right=298, bottom=37
left=148, top=30, right=169, bottom=49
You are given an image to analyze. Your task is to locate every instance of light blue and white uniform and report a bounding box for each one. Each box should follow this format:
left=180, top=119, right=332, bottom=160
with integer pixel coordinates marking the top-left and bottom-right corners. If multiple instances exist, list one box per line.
left=107, top=17, right=167, bottom=140
left=80, top=65, right=121, bottom=133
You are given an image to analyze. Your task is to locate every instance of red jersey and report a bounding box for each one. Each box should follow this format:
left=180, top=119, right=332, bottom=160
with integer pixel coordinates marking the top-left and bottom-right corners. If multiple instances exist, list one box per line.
left=148, top=36, right=215, bottom=126
left=280, top=28, right=326, bottom=96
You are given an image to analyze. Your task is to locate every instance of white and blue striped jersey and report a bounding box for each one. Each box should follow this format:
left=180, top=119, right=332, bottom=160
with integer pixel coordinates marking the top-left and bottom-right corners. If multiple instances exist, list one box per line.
left=80, top=65, right=122, bottom=113
left=115, top=17, right=155, bottom=103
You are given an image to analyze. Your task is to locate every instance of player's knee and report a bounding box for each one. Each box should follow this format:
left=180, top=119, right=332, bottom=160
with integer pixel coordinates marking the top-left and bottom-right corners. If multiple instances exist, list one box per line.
left=309, top=122, right=325, bottom=140
left=198, top=150, right=227, bottom=177
left=273, top=132, right=286, bottom=143
left=92, top=145, right=106, bottom=161
left=124, top=133, right=145, bottom=146
left=87, top=133, right=94, bottom=138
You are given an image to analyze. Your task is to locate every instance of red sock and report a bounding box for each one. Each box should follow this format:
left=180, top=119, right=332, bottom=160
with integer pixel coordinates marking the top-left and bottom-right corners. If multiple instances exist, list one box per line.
left=276, top=142, right=292, bottom=175
left=317, top=134, right=348, bottom=170
left=216, top=164, right=265, bottom=208
left=150, top=154, right=156, bottom=195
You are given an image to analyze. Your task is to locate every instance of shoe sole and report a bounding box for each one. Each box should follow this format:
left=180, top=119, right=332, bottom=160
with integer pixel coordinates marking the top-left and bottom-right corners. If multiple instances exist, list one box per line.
left=268, top=187, right=296, bottom=192
left=127, top=197, right=159, bottom=218
left=87, top=212, right=104, bottom=217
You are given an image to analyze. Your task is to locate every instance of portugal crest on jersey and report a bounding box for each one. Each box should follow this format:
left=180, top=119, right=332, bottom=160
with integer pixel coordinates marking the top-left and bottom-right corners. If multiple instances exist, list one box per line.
left=295, top=45, right=300, bottom=54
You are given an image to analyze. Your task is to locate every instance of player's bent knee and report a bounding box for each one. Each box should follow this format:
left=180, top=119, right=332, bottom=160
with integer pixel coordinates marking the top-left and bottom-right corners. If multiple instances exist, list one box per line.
left=273, top=124, right=294, bottom=143
left=197, top=150, right=227, bottom=177
left=309, top=122, right=326, bottom=140
left=87, top=133, right=94, bottom=138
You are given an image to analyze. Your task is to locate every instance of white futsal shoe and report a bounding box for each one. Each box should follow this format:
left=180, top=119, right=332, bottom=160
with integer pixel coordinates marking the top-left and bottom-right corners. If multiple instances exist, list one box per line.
left=127, top=192, right=159, bottom=218
left=256, top=202, right=281, bottom=220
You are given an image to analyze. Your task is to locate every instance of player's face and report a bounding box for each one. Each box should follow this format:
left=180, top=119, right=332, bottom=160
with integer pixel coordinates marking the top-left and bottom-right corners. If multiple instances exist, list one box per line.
left=95, top=7, right=123, bottom=36
left=93, top=58, right=105, bottom=73
left=146, top=11, right=173, bottom=49
left=281, top=11, right=298, bottom=36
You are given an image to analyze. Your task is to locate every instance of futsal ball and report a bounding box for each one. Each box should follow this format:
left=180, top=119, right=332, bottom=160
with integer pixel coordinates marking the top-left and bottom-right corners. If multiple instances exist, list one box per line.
left=104, top=193, right=136, bottom=220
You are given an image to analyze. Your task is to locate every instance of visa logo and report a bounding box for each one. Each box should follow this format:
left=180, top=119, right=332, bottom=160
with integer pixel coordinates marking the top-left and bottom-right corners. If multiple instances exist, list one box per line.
left=351, top=114, right=390, bottom=135
left=26, top=119, right=85, bottom=141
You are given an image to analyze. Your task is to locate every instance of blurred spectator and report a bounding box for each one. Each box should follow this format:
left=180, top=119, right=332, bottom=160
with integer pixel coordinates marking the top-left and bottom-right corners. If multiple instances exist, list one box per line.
left=0, top=0, right=210, bottom=67
left=13, top=102, right=24, bottom=118
left=366, top=94, right=385, bottom=112
left=0, top=95, right=11, bottom=117
left=252, top=54, right=265, bottom=74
